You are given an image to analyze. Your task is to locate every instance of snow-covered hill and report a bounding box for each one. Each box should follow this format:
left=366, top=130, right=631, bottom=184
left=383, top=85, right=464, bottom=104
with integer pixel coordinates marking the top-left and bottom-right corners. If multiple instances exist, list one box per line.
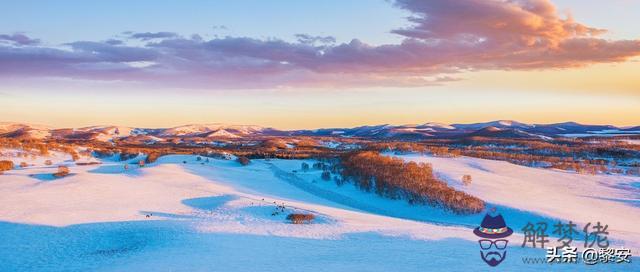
left=0, top=122, right=51, bottom=139
left=452, top=120, right=534, bottom=130
left=395, top=153, right=640, bottom=252
left=159, top=124, right=274, bottom=137
left=0, top=151, right=638, bottom=271
left=1, top=120, right=639, bottom=141
left=75, top=126, right=149, bottom=142
left=418, top=122, right=455, bottom=130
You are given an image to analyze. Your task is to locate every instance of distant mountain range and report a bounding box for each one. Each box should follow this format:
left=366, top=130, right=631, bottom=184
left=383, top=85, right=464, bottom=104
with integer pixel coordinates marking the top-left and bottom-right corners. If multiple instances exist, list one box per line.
left=1, top=120, right=639, bottom=142
left=292, top=120, right=639, bottom=140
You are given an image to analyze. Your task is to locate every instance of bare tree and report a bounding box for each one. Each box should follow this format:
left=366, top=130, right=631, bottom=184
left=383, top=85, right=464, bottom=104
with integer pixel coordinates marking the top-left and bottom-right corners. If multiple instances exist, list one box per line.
left=54, top=165, right=70, bottom=177
left=321, top=171, right=331, bottom=181
left=237, top=156, right=250, bottom=166
left=462, top=175, right=472, bottom=186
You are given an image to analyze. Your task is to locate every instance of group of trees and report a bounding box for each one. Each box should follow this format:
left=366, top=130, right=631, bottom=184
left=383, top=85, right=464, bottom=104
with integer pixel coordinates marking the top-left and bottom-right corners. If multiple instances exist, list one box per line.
left=145, top=152, right=164, bottom=163
left=0, top=139, right=84, bottom=162
left=299, top=161, right=334, bottom=181
left=49, top=135, right=350, bottom=166
left=368, top=137, right=640, bottom=176
left=438, top=145, right=637, bottom=175
left=0, top=160, right=14, bottom=174
left=339, top=151, right=485, bottom=214
left=261, top=138, right=289, bottom=150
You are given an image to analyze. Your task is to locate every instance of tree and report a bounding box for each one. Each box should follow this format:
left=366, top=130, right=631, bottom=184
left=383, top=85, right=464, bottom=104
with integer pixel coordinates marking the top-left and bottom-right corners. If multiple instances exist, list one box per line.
left=54, top=165, right=70, bottom=177
left=69, top=150, right=80, bottom=161
left=237, top=156, right=250, bottom=166
left=321, top=171, right=331, bottom=181
left=462, top=175, right=472, bottom=186
left=38, top=145, right=49, bottom=156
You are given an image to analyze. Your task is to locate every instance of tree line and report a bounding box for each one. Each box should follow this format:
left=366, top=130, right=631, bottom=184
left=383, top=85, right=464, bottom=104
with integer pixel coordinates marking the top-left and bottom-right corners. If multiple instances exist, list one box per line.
left=339, top=151, right=484, bottom=214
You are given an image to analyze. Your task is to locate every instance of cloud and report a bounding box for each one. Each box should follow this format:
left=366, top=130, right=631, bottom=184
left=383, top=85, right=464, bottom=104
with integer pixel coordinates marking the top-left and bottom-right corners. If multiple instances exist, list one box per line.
left=0, top=0, right=639, bottom=89
left=104, top=39, right=124, bottom=45
left=0, top=40, right=158, bottom=81
left=388, top=0, right=635, bottom=69
left=294, top=34, right=336, bottom=45
left=127, top=32, right=179, bottom=41
left=0, top=33, right=40, bottom=46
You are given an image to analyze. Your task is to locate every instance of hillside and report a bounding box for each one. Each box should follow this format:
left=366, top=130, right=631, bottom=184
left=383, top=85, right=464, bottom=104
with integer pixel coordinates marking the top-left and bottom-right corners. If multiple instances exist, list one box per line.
left=0, top=150, right=638, bottom=271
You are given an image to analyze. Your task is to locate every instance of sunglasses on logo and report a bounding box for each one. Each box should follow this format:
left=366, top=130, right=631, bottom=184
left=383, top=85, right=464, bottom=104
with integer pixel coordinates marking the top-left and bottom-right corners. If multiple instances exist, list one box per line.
left=478, top=239, right=508, bottom=250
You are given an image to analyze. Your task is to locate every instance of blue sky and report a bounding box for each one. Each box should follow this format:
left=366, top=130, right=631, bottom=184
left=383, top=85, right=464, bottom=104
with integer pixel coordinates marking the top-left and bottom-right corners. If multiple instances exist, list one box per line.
left=1, top=0, right=408, bottom=45
left=552, top=0, right=640, bottom=40
left=3, top=0, right=638, bottom=43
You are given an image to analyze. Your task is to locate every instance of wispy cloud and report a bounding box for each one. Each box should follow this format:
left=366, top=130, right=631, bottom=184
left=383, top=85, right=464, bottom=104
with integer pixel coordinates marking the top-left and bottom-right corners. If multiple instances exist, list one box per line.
left=0, top=0, right=638, bottom=89
left=0, top=33, right=40, bottom=46
left=127, top=32, right=179, bottom=41
left=294, top=34, right=336, bottom=45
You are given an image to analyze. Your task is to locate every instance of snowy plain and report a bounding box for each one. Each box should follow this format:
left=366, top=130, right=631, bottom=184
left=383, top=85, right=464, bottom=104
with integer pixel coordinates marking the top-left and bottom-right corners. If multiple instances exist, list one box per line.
left=0, top=150, right=638, bottom=271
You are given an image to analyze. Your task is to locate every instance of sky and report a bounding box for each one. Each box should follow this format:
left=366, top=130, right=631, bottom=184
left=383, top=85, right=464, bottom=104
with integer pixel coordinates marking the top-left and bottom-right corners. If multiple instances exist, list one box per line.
left=0, top=0, right=639, bottom=129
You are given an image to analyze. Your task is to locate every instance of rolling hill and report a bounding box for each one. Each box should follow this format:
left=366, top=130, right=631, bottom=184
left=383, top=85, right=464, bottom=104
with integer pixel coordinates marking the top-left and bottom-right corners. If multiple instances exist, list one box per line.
left=1, top=120, right=638, bottom=141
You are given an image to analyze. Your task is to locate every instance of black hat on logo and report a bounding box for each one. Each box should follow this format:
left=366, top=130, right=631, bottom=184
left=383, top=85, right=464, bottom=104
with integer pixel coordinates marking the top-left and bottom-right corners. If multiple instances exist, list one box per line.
left=473, top=213, right=513, bottom=239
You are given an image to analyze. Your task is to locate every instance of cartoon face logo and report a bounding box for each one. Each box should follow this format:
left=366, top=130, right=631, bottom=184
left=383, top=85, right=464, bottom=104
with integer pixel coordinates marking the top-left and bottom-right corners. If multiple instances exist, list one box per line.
left=473, top=212, right=513, bottom=267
